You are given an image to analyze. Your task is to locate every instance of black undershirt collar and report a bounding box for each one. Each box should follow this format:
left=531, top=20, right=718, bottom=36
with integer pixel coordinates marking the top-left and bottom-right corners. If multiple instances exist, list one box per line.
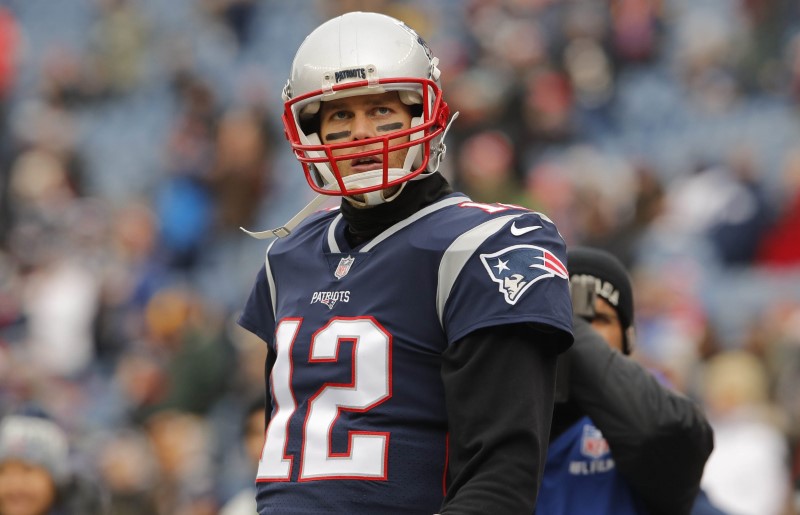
left=340, top=173, right=453, bottom=247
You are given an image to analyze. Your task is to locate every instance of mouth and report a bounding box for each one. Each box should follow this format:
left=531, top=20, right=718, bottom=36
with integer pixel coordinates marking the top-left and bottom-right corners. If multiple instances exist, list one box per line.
left=349, top=156, right=383, bottom=172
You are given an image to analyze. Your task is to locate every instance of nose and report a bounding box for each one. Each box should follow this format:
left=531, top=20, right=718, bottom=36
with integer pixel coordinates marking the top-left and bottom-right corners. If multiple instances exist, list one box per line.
left=350, top=112, right=374, bottom=141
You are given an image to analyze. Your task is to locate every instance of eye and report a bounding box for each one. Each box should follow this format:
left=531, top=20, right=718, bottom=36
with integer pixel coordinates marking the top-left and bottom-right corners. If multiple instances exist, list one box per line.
left=372, top=106, right=393, bottom=117
left=330, top=110, right=351, bottom=121
left=591, top=315, right=610, bottom=327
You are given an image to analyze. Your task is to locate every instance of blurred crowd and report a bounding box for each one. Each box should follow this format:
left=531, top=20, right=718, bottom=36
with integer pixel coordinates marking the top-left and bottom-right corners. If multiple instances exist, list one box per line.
left=0, top=0, right=799, bottom=514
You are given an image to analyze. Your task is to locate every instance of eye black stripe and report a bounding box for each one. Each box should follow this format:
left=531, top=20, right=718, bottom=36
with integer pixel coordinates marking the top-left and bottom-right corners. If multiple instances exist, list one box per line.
left=377, top=122, right=403, bottom=132
left=324, top=131, right=351, bottom=141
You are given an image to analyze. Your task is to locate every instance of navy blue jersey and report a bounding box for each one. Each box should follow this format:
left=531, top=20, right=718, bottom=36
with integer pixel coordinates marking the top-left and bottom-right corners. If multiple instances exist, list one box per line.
left=239, top=193, right=572, bottom=514
left=536, top=416, right=648, bottom=514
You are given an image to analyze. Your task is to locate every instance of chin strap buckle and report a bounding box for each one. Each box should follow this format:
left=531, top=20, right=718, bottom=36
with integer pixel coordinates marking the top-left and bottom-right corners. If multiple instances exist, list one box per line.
left=240, top=194, right=332, bottom=240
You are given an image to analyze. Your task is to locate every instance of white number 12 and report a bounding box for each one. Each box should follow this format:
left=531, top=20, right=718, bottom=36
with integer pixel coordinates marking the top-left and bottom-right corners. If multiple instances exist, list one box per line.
left=257, top=317, right=392, bottom=482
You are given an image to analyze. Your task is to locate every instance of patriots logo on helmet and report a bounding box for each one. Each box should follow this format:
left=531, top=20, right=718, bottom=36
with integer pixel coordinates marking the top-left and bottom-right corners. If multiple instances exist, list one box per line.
left=480, top=245, right=568, bottom=305
left=397, top=21, right=433, bottom=60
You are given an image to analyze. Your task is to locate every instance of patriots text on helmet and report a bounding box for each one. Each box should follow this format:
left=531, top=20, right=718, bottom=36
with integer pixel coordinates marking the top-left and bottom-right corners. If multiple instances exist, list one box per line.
left=334, top=68, right=367, bottom=83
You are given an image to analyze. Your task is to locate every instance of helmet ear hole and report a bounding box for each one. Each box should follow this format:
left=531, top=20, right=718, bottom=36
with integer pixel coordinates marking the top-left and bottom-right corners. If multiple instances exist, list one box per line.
left=300, top=114, right=320, bottom=138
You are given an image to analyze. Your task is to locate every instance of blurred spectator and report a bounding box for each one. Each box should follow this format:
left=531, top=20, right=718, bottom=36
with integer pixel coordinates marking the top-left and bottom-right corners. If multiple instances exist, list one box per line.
left=524, top=161, right=578, bottom=241
left=201, top=0, right=258, bottom=52
left=38, top=46, right=111, bottom=109
left=700, top=350, right=794, bottom=515
left=648, top=153, right=771, bottom=268
left=673, top=6, right=742, bottom=114
left=207, top=106, right=273, bottom=232
left=454, top=129, right=523, bottom=204
left=89, top=0, right=149, bottom=96
left=156, top=73, right=219, bottom=269
left=629, top=261, right=709, bottom=393
left=563, top=37, right=615, bottom=110
left=93, top=201, right=167, bottom=368
left=0, top=5, right=20, bottom=245
left=6, top=98, right=87, bottom=246
left=7, top=148, right=79, bottom=232
left=583, top=161, right=666, bottom=268
left=136, top=286, right=235, bottom=418
left=8, top=147, right=101, bottom=378
left=96, top=429, right=159, bottom=515
left=520, top=66, right=575, bottom=144
left=757, top=146, right=800, bottom=267
left=144, top=410, right=217, bottom=515
left=742, top=301, right=800, bottom=507
left=0, top=414, right=109, bottom=515
left=705, top=146, right=773, bottom=266
left=318, top=0, right=392, bottom=19
left=20, top=241, right=101, bottom=378
left=0, top=6, right=18, bottom=101
left=218, top=395, right=265, bottom=515
left=225, top=315, right=268, bottom=402
left=610, top=0, right=663, bottom=65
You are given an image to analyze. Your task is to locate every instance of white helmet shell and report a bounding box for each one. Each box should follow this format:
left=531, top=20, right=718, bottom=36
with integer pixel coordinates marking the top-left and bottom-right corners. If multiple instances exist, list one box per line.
left=281, top=11, right=451, bottom=205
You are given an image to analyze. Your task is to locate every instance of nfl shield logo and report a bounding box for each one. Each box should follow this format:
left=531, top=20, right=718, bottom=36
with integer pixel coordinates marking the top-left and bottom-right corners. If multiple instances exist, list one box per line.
left=334, top=255, right=355, bottom=279
left=580, top=424, right=610, bottom=459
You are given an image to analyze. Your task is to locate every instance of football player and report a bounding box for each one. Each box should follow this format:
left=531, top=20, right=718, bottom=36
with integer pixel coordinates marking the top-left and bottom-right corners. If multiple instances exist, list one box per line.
left=238, top=11, right=573, bottom=514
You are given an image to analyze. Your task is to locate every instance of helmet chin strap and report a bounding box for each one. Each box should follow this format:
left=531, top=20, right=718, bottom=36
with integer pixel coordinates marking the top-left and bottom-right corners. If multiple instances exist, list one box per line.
left=240, top=193, right=334, bottom=239
left=239, top=166, right=412, bottom=239
left=343, top=175, right=407, bottom=208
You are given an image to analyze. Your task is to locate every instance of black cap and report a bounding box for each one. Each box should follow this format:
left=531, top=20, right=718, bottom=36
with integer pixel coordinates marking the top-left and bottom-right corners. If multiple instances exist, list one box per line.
left=567, top=247, right=634, bottom=351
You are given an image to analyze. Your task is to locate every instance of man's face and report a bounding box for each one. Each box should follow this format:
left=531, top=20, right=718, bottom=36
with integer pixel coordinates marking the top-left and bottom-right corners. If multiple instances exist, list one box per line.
left=0, top=460, right=58, bottom=515
left=319, top=91, right=414, bottom=201
left=589, top=297, right=625, bottom=353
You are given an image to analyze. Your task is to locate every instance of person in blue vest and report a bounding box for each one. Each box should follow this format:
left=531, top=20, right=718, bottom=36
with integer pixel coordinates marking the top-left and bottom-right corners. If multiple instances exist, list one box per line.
left=536, top=246, right=722, bottom=515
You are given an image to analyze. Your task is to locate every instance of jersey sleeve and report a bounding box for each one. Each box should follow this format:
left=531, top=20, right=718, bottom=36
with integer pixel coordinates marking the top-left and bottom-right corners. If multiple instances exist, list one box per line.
left=238, top=264, right=276, bottom=345
left=438, top=211, right=573, bottom=344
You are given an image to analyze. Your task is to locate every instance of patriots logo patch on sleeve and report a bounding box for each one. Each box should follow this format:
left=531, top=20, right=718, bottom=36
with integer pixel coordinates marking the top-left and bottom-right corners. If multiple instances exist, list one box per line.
left=480, top=245, right=569, bottom=305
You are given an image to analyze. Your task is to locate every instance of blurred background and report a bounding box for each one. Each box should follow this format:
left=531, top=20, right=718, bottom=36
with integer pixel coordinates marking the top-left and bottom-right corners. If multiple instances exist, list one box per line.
left=0, top=0, right=799, bottom=513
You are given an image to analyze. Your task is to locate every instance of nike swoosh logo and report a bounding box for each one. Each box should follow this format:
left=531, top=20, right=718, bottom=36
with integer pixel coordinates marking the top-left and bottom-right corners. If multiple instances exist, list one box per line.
left=510, top=221, right=542, bottom=236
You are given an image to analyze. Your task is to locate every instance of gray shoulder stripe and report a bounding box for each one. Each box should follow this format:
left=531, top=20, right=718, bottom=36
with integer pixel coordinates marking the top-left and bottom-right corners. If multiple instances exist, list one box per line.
left=327, top=213, right=343, bottom=253
left=436, top=214, right=524, bottom=328
left=360, top=195, right=468, bottom=252
left=264, top=238, right=279, bottom=320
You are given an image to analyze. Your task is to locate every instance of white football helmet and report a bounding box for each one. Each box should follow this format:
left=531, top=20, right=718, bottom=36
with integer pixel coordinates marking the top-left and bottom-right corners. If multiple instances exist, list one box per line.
left=281, top=11, right=452, bottom=206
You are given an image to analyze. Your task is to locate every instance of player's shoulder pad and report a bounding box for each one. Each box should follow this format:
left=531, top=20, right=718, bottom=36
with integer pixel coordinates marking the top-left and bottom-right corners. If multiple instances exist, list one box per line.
left=450, top=200, right=563, bottom=242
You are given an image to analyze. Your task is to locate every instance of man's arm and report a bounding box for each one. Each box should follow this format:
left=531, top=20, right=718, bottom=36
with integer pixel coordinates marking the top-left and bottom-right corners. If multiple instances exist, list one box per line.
left=569, top=317, right=714, bottom=515
left=439, top=323, right=570, bottom=514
